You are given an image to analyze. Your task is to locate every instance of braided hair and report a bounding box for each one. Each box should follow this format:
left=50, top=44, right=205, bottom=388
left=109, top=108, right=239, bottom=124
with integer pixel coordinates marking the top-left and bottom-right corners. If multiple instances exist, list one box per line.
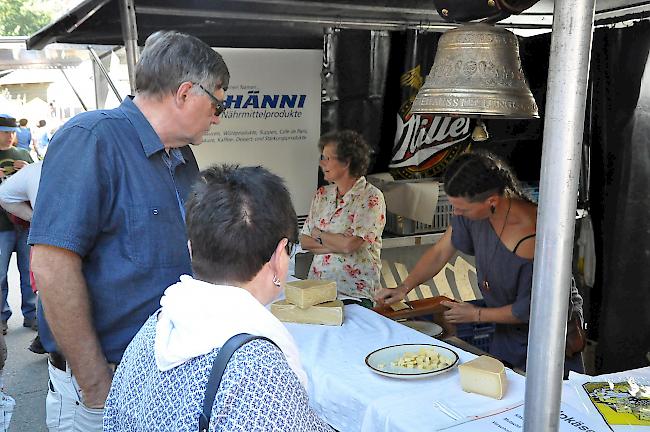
left=443, top=151, right=531, bottom=202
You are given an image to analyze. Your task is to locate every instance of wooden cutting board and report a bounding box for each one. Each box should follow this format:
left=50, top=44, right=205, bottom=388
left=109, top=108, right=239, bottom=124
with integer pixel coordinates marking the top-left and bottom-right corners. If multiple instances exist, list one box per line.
left=372, top=296, right=455, bottom=320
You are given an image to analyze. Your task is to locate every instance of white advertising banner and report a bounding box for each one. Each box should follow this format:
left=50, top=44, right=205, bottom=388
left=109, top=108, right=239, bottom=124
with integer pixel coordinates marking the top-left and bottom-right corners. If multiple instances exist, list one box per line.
left=192, top=48, right=322, bottom=216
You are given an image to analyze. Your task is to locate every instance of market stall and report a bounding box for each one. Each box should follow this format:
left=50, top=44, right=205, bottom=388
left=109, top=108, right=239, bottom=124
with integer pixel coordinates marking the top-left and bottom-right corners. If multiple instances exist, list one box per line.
left=18, top=1, right=650, bottom=430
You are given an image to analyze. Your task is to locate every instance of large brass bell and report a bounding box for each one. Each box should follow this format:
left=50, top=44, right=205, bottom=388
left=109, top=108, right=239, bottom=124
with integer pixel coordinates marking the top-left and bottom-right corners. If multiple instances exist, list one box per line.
left=411, top=23, right=539, bottom=118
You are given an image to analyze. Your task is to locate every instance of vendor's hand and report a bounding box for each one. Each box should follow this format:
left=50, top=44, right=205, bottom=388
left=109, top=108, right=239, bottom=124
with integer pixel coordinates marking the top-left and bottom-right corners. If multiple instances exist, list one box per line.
left=374, top=284, right=409, bottom=305
left=13, top=160, right=28, bottom=170
left=441, top=300, right=479, bottom=324
left=310, top=227, right=322, bottom=239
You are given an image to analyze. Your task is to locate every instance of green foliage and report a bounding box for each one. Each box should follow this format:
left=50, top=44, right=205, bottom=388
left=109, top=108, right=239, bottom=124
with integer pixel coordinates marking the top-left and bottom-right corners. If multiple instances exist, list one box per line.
left=0, top=0, right=52, bottom=36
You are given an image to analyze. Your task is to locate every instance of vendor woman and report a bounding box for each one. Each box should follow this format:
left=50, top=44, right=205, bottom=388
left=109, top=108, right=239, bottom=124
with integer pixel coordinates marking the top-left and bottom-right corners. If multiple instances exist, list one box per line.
left=300, top=130, right=386, bottom=307
left=374, top=151, right=584, bottom=373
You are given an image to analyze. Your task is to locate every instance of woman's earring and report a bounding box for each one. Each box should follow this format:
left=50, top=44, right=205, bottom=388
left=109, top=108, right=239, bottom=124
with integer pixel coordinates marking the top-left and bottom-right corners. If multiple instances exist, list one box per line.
left=272, top=274, right=281, bottom=288
left=490, top=204, right=496, bottom=214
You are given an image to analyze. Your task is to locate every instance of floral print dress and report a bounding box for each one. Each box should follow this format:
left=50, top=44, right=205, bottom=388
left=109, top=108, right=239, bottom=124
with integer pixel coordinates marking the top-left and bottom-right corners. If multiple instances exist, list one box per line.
left=301, top=177, right=386, bottom=300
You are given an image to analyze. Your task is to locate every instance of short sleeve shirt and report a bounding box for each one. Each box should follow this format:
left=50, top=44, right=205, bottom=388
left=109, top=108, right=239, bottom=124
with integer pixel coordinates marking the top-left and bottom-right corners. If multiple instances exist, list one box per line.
left=15, top=127, right=31, bottom=150
left=301, top=177, right=386, bottom=299
left=28, top=97, right=198, bottom=362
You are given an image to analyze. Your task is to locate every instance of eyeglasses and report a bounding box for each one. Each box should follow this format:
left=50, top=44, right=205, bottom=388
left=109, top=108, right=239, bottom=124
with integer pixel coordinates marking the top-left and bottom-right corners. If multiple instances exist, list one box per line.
left=320, top=154, right=338, bottom=161
left=285, top=239, right=297, bottom=258
left=193, top=82, right=227, bottom=117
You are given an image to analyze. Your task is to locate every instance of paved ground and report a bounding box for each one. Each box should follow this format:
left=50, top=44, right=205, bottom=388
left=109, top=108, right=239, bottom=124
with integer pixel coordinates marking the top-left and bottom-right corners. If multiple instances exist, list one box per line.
left=4, top=254, right=48, bottom=431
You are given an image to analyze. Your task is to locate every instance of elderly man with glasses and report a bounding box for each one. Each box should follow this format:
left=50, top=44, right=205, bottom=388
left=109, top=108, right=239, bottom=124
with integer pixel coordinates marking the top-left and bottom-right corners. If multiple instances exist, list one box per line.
left=29, top=31, right=230, bottom=431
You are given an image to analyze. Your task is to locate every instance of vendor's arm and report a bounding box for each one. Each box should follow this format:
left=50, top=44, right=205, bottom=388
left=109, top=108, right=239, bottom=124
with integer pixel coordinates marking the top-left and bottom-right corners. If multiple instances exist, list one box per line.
left=31, top=245, right=113, bottom=408
left=299, top=190, right=328, bottom=253
left=300, top=230, right=364, bottom=254
left=441, top=301, right=524, bottom=324
left=441, top=239, right=534, bottom=325
left=374, top=227, right=457, bottom=305
left=299, top=186, right=364, bottom=255
left=311, top=227, right=364, bottom=254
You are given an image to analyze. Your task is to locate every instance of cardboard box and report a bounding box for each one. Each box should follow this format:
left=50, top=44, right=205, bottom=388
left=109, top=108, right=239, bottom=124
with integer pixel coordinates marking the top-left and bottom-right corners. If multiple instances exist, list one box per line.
left=368, top=173, right=451, bottom=234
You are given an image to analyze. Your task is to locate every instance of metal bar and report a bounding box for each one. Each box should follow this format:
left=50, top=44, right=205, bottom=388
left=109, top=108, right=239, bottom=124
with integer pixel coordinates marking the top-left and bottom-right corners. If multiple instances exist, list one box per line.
left=119, top=0, right=139, bottom=94
left=58, top=67, right=88, bottom=111
left=230, top=0, right=436, bottom=15
left=137, top=6, right=553, bottom=31
left=87, top=46, right=123, bottom=103
left=137, top=6, right=439, bottom=29
left=523, top=0, right=596, bottom=429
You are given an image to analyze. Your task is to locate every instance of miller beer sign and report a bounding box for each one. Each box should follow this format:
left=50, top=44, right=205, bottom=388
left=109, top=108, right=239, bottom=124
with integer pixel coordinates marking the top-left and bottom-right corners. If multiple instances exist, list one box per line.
left=389, top=64, right=471, bottom=180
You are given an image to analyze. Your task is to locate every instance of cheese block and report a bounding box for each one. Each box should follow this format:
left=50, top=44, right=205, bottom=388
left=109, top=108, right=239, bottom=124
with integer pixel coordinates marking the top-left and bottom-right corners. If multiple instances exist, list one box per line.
left=271, top=299, right=344, bottom=326
left=458, top=355, right=508, bottom=399
left=389, top=301, right=410, bottom=312
left=284, top=279, right=337, bottom=308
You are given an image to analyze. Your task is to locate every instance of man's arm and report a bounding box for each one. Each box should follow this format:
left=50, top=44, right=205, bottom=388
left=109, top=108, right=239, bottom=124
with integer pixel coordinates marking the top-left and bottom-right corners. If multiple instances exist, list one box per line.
left=0, top=162, right=35, bottom=220
left=31, top=244, right=112, bottom=408
left=0, top=202, right=32, bottom=221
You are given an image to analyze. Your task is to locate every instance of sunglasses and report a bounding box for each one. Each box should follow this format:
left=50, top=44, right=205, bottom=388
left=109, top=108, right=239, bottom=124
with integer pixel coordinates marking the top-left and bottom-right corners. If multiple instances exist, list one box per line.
left=193, top=82, right=227, bottom=117
left=285, top=239, right=297, bottom=258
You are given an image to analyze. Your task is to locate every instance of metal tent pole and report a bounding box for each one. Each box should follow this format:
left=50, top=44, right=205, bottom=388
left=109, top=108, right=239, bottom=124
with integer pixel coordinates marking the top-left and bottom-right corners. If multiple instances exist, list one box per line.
left=58, top=67, right=88, bottom=111
left=119, top=0, right=139, bottom=94
left=523, top=0, right=595, bottom=429
left=87, top=46, right=123, bottom=103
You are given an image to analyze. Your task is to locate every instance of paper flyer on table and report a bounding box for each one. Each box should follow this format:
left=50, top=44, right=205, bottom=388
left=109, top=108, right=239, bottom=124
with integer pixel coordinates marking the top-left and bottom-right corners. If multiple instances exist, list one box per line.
left=437, top=401, right=608, bottom=431
left=582, top=380, right=650, bottom=427
left=563, top=366, right=650, bottom=430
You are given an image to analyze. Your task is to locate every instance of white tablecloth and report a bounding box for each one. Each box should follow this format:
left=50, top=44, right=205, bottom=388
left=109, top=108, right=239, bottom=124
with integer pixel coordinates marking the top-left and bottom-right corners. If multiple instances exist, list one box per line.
left=285, top=304, right=527, bottom=432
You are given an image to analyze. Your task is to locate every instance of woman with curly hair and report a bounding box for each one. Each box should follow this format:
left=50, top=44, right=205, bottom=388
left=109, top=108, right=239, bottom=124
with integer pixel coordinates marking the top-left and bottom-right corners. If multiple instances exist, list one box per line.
left=300, top=130, right=386, bottom=307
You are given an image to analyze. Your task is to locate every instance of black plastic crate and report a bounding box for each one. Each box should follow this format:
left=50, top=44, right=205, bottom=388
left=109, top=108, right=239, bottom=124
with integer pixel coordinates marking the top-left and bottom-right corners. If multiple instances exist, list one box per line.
left=455, top=322, right=495, bottom=353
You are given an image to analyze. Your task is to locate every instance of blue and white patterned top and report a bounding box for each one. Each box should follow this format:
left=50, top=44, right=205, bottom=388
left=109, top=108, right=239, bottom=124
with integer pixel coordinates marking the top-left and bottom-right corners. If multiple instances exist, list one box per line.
left=103, top=315, right=333, bottom=431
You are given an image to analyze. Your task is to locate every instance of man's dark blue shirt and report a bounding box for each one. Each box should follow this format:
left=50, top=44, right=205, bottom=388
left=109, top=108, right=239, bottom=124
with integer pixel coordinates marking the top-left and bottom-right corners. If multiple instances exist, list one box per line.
left=29, top=97, right=199, bottom=362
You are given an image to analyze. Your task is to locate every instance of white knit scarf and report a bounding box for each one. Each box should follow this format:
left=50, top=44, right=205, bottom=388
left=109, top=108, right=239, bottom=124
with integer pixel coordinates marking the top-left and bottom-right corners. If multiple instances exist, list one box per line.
left=154, top=275, right=308, bottom=389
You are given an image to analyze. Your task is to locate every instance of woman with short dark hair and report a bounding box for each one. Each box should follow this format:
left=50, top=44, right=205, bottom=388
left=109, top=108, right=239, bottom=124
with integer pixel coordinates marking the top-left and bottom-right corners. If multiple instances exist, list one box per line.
left=104, top=165, right=332, bottom=431
left=300, top=130, right=386, bottom=306
left=375, top=151, right=584, bottom=373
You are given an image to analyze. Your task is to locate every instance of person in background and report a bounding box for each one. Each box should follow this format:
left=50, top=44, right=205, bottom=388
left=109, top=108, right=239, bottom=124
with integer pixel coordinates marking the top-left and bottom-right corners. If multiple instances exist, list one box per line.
left=104, top=165, right=333, bottom=431
left=15, top=119, right=31, bottom=151
left=33, top=120, right=49, bottom=159
left=0, top=160, right=45, bottom=354
left=300, top=130, right=386, bottom=307
left=29, top=30, right=230, bottom=431
left=0, top=114, right=35, bottom=336
left=374, top=151, right=584, bottom=373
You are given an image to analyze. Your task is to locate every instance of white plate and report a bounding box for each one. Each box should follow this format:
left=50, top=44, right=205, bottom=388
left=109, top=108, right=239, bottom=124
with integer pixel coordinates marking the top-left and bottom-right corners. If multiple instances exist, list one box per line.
left=365, top=344, right=459, bottom=379
left=401, top=320, right=444, bottom=338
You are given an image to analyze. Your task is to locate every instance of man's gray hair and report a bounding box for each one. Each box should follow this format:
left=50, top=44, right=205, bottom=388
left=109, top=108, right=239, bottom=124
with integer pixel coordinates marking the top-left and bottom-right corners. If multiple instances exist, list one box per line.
left=135, top=30, right=230, bottom=97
